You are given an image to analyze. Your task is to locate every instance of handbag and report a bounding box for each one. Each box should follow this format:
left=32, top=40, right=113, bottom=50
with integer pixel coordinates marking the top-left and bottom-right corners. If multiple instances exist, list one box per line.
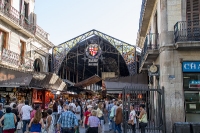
left=17, top=121, right=23, bottom=130
left=128, top=119, right=133, bottom=125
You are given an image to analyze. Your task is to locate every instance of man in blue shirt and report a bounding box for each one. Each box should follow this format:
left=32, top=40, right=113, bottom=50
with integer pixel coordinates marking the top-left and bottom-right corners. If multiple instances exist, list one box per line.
left=57, top=105, right=78, bottom=133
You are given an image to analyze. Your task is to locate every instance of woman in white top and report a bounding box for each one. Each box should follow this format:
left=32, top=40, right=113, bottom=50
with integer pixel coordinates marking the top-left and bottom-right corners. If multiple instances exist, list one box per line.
left=129, top=104, right=137, bottom=133
left=46, top=109, right=54, bottom=133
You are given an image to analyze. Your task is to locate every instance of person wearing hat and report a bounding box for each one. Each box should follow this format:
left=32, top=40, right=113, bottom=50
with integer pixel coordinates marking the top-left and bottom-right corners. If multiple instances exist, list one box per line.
left=82, top=105, right=92, bottom=129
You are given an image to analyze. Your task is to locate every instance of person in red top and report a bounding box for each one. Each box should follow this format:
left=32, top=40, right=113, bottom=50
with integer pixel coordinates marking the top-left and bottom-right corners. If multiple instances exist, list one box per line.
left=82, top=105, right=92, bottom=129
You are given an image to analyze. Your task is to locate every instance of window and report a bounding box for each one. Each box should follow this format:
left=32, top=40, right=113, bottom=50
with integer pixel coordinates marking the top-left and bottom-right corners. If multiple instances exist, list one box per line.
left=0, top=30, right=8, bottom=52
left=187, top=0, right=200, bottom=22
left=186, top=0, right=200, bottom=40
left=24, top=2, right=29, bottom=19
left=20, top=40, right=26, bottom=63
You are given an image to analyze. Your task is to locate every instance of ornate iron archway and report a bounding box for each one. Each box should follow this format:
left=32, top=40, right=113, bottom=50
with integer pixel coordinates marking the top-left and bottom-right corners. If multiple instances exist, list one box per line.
left=52, top=29, right=137, bottom=77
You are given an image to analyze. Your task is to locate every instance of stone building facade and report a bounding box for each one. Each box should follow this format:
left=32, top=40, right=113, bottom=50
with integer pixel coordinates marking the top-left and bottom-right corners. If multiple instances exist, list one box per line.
left=0, top=0, right=53, bottom=72
left=137, top=0, right=200, bottom=132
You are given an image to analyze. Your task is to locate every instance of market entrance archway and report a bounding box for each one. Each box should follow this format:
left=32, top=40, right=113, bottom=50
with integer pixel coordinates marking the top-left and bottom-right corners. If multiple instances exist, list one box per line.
left=52, top=29, right=137, bottom=90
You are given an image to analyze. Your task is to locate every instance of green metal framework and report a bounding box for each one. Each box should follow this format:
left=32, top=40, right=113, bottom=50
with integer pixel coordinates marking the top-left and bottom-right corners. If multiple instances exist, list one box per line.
left=52, top=29, right=136, bottom=75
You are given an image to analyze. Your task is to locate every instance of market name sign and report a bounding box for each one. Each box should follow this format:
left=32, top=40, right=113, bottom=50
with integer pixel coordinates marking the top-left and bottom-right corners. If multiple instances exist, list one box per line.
left=182, top=62, right=200, bottom=72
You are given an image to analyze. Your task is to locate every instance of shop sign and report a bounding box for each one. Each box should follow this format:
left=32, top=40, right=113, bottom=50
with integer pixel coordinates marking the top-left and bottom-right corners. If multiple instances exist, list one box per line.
left=0, top=67, right=32, bottom=87
left=189, top=80, right=200, bottom=88
left=182, top=62, right=200, bottom=72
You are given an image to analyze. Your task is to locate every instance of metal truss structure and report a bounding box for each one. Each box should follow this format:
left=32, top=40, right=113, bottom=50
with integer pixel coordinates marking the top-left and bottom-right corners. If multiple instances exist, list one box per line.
left=52, top=29, right=137, bottom=76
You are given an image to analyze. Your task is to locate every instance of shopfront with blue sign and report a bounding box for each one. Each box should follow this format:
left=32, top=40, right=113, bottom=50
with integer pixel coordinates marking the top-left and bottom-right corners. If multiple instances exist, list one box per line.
left=182, top=61, right=200, bottom=122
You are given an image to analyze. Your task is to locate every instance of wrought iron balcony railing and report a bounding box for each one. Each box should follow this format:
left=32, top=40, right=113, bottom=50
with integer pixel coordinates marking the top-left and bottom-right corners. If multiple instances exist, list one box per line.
left=35, top=25, right=49, bottom=40
left=0, top=1, right=50, bottom=42
left=1, top=48, right=34, bottom=71
left=174, top=20, right=200, bottom=43
left=139, top=33, right=159, bottom=69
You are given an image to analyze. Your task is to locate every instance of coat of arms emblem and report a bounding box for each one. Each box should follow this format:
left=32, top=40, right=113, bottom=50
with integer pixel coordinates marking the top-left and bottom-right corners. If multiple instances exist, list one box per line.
left=86, top=44, right=101, bottom=58
left=89, top=44, right=99, bottom=56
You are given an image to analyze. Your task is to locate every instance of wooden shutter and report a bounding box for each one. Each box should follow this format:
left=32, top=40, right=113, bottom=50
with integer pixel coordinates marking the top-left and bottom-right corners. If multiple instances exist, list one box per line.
left=187, top=0, right=200, bottom=22
left=2, top=31, right=8, bottom=49
left=20, top=40, right=26, bottom=57
left=186, top=0, right=200, bottom=40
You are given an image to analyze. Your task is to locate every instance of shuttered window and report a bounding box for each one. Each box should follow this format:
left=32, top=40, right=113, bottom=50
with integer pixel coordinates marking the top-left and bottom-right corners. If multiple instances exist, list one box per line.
left=186, top=0, right=200, bottom=40
left=187, top=0, right=200, bottom=22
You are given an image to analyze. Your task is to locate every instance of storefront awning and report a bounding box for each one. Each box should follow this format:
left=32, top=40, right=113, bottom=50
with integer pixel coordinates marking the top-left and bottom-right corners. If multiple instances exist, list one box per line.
left=105, top=73, right=148, bottom=93
left=0, top=67, right=32, bottom=87
left=74, top=75, right=102, bottom=88
left=0, top=66, right=66, bottom=91
left=29, top=72, right=66, bottom=91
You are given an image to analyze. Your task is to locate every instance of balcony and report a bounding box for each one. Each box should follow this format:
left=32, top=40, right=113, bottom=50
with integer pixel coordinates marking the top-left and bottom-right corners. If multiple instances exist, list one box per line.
left=174, top=20, right=200, bottom=49
left=138, top=0, right=156, bottom=43
left=35, top=25, right=53, bottom=47
left=0, top=48, right=34, bottom=71
left=0, top=1, right=52, bottom=47
left=139, top=33, right=159, bottom=72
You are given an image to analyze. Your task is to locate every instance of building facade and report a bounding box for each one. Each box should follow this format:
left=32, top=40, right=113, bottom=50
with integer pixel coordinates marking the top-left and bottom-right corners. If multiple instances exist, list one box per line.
left=0, top=0, right=56, bottom=108
left=0, top=0, right=53, bottom=72
left=137, top=0, right=200, bottom=132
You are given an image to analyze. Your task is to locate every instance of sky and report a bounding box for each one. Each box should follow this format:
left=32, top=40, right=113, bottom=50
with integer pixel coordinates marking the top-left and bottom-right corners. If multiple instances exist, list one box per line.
left=34, top=0, right=141, bottom=46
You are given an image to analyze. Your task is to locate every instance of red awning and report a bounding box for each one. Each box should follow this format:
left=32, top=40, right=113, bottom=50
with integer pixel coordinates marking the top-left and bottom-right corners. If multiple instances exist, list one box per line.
left=74, top=75, right=102, bottom=88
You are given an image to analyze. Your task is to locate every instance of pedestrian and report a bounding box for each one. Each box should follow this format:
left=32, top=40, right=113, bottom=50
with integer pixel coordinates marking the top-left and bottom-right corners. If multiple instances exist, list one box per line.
left=31, top=105, right=41, bottom=120
left=57, top=105, right=78, bottom=133
left=45, top=109, right=55, bottom=133
left=28, top=109, right=44, bottom=133
left=136, top=104, right=148, bottom=133
left=97, top=102, right=103, bottom=121
left=21, top=100, right=33, bottom=133
left=82, top=105, right=92, bottom=129
left=62, top=103, right=68, bottom=112
left=10, top=98, right=17, bottom=109
left=75, top=101, right=81, bottom=133
left=52, top=100, right=58, bottom=126
left=115, top=102, right=122, bottom=133
left=109, top=101, right=117, bottom=131
left=0, top=107, right=17, bottom=133
left=108, top=100, right=114, bottom=131
left=11, top=104, right=20, bottom=130
left=87, top=110, right=100, bottom=133
left=128, top=104, right=136, bottom=133
left=17, top=99, right=25, bottom=116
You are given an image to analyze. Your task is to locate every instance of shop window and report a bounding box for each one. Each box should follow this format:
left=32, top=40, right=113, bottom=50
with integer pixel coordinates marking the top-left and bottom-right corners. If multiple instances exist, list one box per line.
left=183, top=73, right=200, bottom=122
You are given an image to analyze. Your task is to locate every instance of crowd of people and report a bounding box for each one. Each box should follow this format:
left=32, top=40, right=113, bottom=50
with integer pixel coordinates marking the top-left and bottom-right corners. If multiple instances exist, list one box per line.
left=0, top=97, right=148, bottom=133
